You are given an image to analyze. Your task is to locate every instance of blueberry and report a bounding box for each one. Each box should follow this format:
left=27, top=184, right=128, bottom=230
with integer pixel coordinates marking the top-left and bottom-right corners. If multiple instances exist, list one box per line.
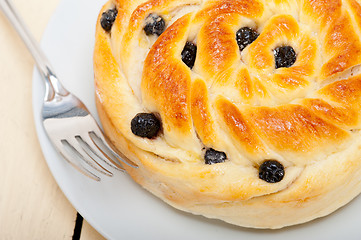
left=274, top=46, right=297, bottom=69
left=236, top=27, right=259, bottom=52
left=181, top=42, right=197, bottom=69
left=131, top=113, right=161, bottom=139
left=144, top=14, right=166, bottom=36
left=204, top=148, right=227, bottom=165
left=259, top=160, right=284, bottom=183
left=100, top=8, right=118, bottom=32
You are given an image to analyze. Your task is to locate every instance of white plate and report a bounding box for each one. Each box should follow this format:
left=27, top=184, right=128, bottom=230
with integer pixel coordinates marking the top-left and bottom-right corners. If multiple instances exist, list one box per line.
left=32, top=0, right=361, bottom=239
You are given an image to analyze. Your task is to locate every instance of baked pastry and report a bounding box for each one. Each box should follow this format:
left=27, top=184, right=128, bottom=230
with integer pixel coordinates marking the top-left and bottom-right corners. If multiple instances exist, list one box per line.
left=93, top=0, right=361, bottom=229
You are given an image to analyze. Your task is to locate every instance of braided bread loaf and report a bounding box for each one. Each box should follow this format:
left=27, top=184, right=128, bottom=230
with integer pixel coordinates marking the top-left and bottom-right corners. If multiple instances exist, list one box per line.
left=94, top=0, right=361, bottom=229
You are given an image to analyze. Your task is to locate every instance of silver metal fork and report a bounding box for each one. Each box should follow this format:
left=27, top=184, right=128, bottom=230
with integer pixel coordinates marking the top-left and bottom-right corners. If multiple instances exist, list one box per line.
left=0, top=0, right=137, bottom=181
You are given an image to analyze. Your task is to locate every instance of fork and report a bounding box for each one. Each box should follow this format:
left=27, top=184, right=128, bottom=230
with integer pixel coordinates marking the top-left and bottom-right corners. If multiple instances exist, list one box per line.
left=0, top=0, right=137, bottom=181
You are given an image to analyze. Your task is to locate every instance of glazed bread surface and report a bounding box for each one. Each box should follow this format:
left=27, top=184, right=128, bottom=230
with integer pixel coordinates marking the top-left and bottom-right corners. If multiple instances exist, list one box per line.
left=94, top=0, right=361, bottom=229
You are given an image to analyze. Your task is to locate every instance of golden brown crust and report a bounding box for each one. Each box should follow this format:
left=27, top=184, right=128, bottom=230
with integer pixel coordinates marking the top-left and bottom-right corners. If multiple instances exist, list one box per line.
left=94, top=0, right=361, bottom=228
left=191, top=79, right=216, bottom=146
left=142, top=14, right=193, bottom=134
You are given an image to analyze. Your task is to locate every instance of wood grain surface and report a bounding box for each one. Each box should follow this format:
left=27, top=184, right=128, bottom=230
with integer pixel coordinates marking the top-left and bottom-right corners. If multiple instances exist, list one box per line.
left=0, top=0, right=105, bottom=239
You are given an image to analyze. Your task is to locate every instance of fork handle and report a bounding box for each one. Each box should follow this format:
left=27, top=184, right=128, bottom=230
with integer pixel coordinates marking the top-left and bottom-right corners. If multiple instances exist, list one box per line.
left=0, top=0, right=69, bottom=100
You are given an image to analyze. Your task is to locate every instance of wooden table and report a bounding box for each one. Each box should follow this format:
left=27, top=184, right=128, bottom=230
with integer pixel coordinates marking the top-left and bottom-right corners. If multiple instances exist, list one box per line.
left=0, top=0, right=105, bottom=239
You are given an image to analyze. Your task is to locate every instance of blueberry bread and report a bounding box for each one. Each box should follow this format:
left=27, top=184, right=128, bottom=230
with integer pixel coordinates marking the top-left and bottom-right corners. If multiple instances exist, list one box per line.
left=94, top=0, right=361, bottom=229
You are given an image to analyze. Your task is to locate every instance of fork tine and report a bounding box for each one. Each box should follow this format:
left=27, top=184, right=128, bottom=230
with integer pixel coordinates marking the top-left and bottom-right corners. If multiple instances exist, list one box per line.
left=62, top=138, right=113, bottom=177
left=76, top=135, right=125, bottom=172
left=88, top=131, right=125, bottom=170
left=55, top=140, right=101, bottom=181
left=89, top=130, right=139, bottom=168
